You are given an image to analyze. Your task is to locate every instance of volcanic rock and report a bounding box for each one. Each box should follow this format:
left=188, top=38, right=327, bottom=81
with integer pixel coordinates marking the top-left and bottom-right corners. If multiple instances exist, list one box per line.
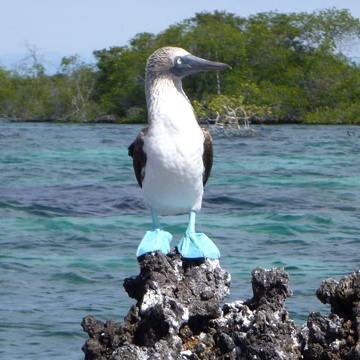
left=301, top=270, right=360, bottom=360
left=81, top=251, right=359, bottom=360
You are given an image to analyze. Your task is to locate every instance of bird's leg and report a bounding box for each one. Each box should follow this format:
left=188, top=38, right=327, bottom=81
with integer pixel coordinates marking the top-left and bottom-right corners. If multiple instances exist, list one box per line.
left=177, top=211, right=220, bottom=259
left=187, top=210, right=196, bottom=233
left=136, top=208, right=173, bottom=258
left=151, top=208, right=161, bottom=230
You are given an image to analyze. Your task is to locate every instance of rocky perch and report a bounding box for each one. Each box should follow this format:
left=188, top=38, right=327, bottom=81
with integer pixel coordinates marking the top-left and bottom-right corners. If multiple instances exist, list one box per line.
left=81, top=251, right=359, bottom=359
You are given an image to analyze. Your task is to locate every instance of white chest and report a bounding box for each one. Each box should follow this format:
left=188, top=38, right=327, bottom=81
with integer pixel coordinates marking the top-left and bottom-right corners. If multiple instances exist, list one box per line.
left=142, top=76, right=205, bottom=214
left=144, top=75, right=204, bottom=179
left=142, top=126, right=205, bottom=214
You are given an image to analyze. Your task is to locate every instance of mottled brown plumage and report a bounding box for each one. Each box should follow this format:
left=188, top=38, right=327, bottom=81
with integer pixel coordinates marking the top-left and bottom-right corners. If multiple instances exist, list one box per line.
left=201, top=128, right=213, bottom=186
left=128, top=127, right=213, bottom=188
left=128, top=128, right=148, bottom=188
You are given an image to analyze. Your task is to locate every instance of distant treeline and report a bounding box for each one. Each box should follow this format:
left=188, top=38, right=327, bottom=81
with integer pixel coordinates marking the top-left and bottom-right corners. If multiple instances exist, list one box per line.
left=1, top=9, right=360, bottom=124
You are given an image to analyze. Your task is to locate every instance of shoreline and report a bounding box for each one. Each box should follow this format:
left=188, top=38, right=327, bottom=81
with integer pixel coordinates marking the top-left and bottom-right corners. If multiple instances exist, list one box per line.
left=1, top=118, right=359, bottom=126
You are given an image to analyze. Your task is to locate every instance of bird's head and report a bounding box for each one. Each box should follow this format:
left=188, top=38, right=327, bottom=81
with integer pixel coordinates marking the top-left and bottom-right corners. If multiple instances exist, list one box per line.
left=146, top=47, right=230, bottom=79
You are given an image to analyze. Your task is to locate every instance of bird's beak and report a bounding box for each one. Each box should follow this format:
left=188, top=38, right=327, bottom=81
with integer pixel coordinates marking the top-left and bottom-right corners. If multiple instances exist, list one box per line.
left=171, top=54, right=231, bottom=77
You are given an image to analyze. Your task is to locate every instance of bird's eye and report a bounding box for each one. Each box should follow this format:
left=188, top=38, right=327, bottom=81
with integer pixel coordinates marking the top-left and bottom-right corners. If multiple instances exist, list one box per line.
left=176, top=57, right=182, bottom=65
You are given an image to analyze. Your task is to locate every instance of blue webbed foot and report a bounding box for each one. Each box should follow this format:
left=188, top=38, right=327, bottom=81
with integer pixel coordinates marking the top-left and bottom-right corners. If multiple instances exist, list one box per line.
left=136, top=208, right=173, bottom=257
left=136, top=228, right=172, bottom=258
left=177, top=231, right=220, bottom=259
left=177, top=211, right=220, bottom=259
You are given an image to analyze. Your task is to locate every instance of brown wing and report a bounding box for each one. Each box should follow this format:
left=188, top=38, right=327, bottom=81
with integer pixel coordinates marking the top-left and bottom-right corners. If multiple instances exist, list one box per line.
left=128, top=127, right=148, bottom=188
left=202, top=127, right=213, bottom=186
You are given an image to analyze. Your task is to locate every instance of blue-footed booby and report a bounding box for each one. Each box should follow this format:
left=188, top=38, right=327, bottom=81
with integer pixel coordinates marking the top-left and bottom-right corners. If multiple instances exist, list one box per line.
left=128, top=47, right=230, bottom=259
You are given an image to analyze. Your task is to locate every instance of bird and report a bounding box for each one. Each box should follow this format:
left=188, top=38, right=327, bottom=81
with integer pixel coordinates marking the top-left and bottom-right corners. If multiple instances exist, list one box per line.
left=128, top=47, right=230, bottom=259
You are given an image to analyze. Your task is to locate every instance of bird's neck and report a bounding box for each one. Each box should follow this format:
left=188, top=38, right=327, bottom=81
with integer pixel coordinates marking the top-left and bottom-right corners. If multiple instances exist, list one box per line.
left=145, top=74, right=198, bottom=131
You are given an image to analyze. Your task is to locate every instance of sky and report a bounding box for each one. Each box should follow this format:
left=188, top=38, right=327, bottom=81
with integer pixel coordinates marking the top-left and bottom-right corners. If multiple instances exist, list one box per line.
left=1, top=0, right=360, bottom=70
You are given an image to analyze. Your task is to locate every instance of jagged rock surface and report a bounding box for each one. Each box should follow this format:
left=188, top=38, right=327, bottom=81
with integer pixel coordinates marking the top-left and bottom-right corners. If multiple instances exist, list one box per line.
left=82, top=251, right=231, bottom=359
left=207, top=268, right=301, bottom=359
left=301, top=270, right=360, bottom=360
left=81, top=252, right=359, bottom=360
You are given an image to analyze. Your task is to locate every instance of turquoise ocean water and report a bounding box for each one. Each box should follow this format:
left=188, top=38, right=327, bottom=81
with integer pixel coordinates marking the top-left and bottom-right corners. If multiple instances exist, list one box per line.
left=0, top=122, right=359, bottom=359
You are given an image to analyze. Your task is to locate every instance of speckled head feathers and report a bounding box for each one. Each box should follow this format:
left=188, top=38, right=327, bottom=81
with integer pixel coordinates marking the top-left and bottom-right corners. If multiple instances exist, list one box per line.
left=146, top=47, right=190, bottom=75
left=145, top=47, right=230, bottom=79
